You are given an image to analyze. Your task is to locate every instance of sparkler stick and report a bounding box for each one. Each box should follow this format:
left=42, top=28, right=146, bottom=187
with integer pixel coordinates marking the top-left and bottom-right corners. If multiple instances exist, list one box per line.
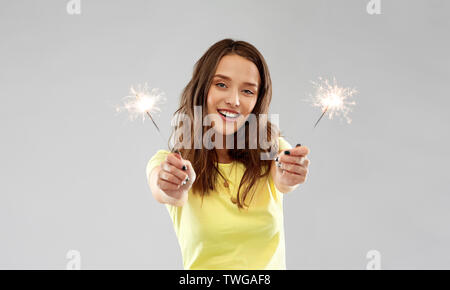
left=145, top=111, right=161, bottom=135
left=313, top=106, right=329, bottom=128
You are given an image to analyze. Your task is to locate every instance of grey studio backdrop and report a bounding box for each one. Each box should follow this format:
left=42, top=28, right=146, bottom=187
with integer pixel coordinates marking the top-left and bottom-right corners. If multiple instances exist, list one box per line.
left=0, top=0, right=449, bottom=269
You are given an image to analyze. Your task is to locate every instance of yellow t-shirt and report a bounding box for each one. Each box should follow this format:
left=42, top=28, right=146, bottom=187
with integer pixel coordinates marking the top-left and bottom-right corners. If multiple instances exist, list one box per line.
left=145, top=137, right=292, bottom=270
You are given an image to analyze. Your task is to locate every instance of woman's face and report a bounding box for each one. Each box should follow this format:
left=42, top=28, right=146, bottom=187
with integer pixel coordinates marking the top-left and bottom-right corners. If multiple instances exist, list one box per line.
left=206, top=54, right=260, bottom=137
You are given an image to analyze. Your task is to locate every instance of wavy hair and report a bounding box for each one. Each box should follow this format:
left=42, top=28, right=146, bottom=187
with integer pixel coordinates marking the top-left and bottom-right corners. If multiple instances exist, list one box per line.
left=168, top=38, right=281, bottom=210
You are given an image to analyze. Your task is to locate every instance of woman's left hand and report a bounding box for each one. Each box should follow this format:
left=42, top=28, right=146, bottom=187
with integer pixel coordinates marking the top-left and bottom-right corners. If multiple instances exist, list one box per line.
left=275, top=145, right=310, bottom=187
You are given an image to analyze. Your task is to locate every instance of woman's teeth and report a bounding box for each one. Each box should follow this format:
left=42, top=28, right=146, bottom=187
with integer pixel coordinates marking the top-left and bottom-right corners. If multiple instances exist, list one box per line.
left=218, top=110, right=239, bottom=118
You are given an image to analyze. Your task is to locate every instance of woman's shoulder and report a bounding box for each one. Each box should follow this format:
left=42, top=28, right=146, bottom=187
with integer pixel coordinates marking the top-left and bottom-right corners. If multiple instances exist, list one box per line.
left=151, top=149, right=171, bottom=159
left=278, top=136, right=293, bottom=152
left=145, top=149, right=171, bottom=178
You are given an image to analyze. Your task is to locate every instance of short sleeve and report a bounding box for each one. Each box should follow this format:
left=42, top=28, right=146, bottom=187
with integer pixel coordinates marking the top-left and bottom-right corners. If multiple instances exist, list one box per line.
left=145, top=149, right=171, bottom=179
left=278, top=136, right=292, bottom=152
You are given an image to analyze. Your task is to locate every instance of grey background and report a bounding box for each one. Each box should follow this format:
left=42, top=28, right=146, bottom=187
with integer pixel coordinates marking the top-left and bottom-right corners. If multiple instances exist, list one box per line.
left=1, top=0, right=449, bottom=269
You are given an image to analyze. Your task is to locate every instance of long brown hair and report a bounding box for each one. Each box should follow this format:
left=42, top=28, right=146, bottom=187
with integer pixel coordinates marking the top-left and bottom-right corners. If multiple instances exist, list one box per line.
left=168, top=38, right=280, bottom=210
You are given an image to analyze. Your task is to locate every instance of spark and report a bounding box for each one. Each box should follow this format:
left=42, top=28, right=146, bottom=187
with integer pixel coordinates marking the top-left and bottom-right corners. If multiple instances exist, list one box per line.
left=310, top=77, right=357, bottom=127
left=116, top=83, right=166, bottom=131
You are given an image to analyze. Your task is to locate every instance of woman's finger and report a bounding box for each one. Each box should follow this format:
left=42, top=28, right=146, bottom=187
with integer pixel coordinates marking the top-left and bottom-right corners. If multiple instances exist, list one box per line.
left=166, top=153, right=187, bottom=171
left=302, top=158, right=310, bottom=167
left=279, top=162, right=307, bottom=176
left=157, top=177, right=181, bottom=191
left=281, top=170, right=306, bottom=184
left=284, top=146, right=310, bottom=157
left=279, top=154, right=304, bottom=165
left=159, top=170, right=183, bottom=186
left=161, top=161, right=189, bottom=184
left=182, top=160, right=196, bottom=183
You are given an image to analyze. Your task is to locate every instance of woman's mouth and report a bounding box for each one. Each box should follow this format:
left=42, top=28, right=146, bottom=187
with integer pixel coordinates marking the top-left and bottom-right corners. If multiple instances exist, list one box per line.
left=217, top=109, right=240, bottom=122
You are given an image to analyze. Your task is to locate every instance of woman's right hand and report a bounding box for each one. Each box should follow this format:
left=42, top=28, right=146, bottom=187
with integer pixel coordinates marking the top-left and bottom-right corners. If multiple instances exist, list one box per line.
left=156, top=152, right=196, bottom=206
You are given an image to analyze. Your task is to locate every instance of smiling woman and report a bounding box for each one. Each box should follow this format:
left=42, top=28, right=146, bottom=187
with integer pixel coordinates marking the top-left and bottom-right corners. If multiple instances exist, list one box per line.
left=166, top=39, right=280, bottom=210
left=146, top=38, right=310, bottom=270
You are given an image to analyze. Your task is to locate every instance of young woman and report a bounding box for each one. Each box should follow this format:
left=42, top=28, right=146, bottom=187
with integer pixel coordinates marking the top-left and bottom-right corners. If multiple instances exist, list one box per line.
left=146, top=39, right=310, bottom=270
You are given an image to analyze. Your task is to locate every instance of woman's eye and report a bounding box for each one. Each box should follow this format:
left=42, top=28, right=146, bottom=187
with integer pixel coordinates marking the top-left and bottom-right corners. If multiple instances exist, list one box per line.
left=215, top=83, right=253, bottom=95
left=216, top=83, right=226, bottom=88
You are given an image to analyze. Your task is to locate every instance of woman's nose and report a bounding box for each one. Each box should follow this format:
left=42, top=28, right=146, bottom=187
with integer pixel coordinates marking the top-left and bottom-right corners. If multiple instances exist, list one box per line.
left=225, top=90, right=240, bottom=107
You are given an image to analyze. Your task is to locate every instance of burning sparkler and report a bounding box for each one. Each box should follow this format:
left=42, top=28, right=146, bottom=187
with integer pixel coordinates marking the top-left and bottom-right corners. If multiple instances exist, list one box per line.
left=116, top=82, right=166, bottom=131
left=116, top=82, right=171, bottom=146
left=116, top=83, right=185, bottom=157
left=310, top=77, right=357, bottom=128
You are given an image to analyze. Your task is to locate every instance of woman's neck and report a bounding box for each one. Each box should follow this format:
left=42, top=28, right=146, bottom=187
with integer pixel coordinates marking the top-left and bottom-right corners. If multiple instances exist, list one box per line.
left=213, top=134, right=231, bottom=163
left=216, top=148, right=232, bottom=164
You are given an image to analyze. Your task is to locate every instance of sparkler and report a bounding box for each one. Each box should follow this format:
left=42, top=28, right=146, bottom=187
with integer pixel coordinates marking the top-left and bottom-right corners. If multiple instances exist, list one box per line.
left=310, top=77, right=357, bottom=128
left=116, top=83, right=168, bottom=144
left=294, top=77, right=357, bottom=148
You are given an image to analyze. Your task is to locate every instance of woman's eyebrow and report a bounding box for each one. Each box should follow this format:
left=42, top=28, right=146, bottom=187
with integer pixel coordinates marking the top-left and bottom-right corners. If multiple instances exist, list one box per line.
left=214, top=74, right=258, bottom=89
